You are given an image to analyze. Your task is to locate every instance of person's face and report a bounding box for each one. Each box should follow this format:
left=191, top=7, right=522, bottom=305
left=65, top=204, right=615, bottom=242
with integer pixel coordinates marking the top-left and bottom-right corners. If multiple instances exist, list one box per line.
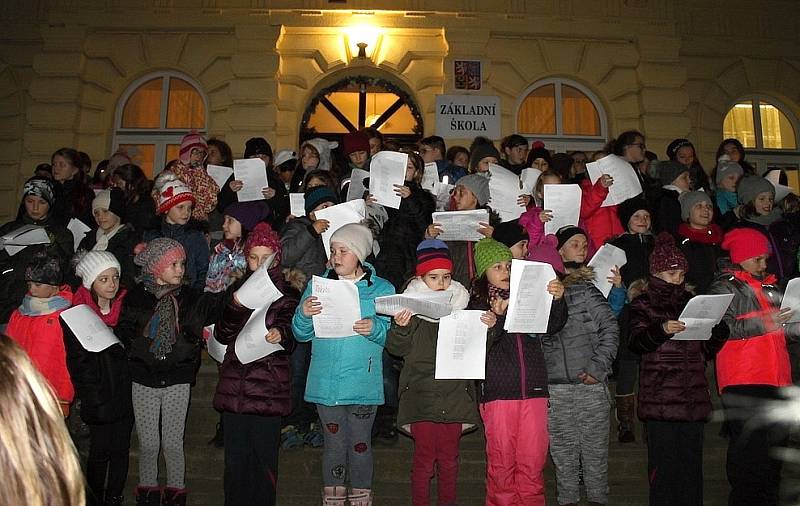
left=206, top=145, right=223, bottom=166
left=419, top=145, right=440, bottom=163
left=24, top=195, right=49, bottom=221
left=92, top=268, right=120, bottom=301
left=305, top=176, right=326, bottom=191
left=368, top=137, right=381, bottom=156
left=189, top=147, right=207, bottom=168
left=688, top=201, right=713, bottom=228
left=93, top=208, right=121, bottom=233
left=421, top=268, right=452, bottom=291
left=301, top=147, right=320, bottom=170
left=165, top=201, right=192, bottom=225
left=485, top=261, right=511, bottom=289
left=509, top=239, right=529, bottom=260
left=51, top=155, right=78, bottom=182
left=672, top=172, right=691, bottom=192
left=628, top=209, right=652, bottom=234
left=655, top=269, right=685, bottom=285
left=719, top=172, right=741, bottom=192
left=477, top=156, right=498, bottom=173
left=505, top=144, right=529, bottom=165
left=722, top=142, right=741, bottom=162
left=753, top=191, right=774, bottom=215
left=247, top=245, right=275, bottom=272
left=330, top=243, right=360, bottom=277
left=571, top=153, right=588, bottom=175
left=109, top=174, right=128, bottom=192
left=624, top=137, right=646, bottom=163
left=157, top=258, right=185, bottom=285
left=452, top=185, right=478, bottom=211
left=405, top=159, right=417, bottom=182
left=676, top=146, right=695, bottom=167
left=222, top=215, right=243, bottom=241
left=559, top=234, right=588, bottom=264
left=453, top=152, right=469, bottom=168
left=308, top=201, right=334, bottom=221
left=740, top=254, right=769, bottom=277
left=531, top=158, right=549, bottom=172
left=277, top=165, right=295, bottom=184
left=27, top=282, right=59, bottom=298
left=349, top=150, right=368, bottom=168
left=535, top=174, right=561, bottom=200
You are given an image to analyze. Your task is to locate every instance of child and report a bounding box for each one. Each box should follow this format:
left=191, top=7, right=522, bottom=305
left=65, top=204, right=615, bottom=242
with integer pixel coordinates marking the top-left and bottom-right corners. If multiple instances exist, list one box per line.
left=292, top=223, right=395, bottom=506
left=6, top=252, right=73, bottom=415
left=467, top=140, right=501, bottom=176
left=205, top=201, right=268, bottom=294
left=213, top=222, right=301, bottom=506
left=654, top=160, right=691, bottom=236
left=166, top=131, right=219, bottom=221
left=468, top=238, right=567, bottom=505
left=676, top=191, right=723, bottom=293
left=63, top=251, right=132, bottom=506
left=341, top=131, right=371, bottom=180
left=714, top=159, right=743, bottom=216
left=628, top=232, right=729, bottom=505
left=386, top=240, right=478, bottom=506
left=300, top=138, right=338, bottom=173
left=544, top=226, right=619, bottom=506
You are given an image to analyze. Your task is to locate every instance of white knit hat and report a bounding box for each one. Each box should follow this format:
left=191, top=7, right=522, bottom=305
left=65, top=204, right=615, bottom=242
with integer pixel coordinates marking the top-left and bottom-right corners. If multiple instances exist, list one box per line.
left=75, top=251, right=121, bottom=289
left=330, top=223, right=373, bottom=263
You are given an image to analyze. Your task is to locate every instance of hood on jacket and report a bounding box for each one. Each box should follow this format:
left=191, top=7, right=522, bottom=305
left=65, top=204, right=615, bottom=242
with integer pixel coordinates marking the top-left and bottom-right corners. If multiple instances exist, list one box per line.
left=402, top=277, right=470, bottom=322
left=628, top=277, right=696, bottom=301
left=561, top=265, right=596, bottom=287
left=303, top=138, right=338, bottom=172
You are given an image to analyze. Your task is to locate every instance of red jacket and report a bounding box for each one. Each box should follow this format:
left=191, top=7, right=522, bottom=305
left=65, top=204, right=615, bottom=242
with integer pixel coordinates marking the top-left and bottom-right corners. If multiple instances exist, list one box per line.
left=579, top=178, right=623, bottom=251
left=7, top=286, right=74, bottom=403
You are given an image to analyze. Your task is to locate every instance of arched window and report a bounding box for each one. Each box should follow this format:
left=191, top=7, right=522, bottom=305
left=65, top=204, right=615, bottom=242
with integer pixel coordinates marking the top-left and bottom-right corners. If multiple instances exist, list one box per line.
left=515, top=78, right=607, bottom=152
left=113, top=71, right=207, bottom=177
left=723, top=96, right=798, bottom=150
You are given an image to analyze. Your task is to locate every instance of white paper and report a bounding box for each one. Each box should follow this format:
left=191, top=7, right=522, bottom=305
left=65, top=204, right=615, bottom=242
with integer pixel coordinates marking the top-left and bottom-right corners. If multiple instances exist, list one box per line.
left=520, top=168, right=542, bottom=194
left=375, top=291, right=453, bottom=319
left=586, top=154, right=643, bottom=207
left=204, top=325, right=228, bottom=363
left=435, top=310, right=487, bottom=380
left=505, top=259, right=555, bottom=333
left=431, top=210, right=490, bottom=242
left=489, top=163, right=526, bottom=222
left=671, top=294, right=735, bottom=341
left=543, top=184, right=581, bottom=235
left=313, top=199, right=367, bottom=259
left=234, top=306, right=285, bottom=364
left=781, top=278, right=800, bottom=323
left=206, top=164, right=233, bottom=190
left=587, top=244, right=628, bottom=298
left=422, top=162, right=440, bottom=192
left=432, top=182, right=454, bottom=211
left=311, top=276, right=362, bottom=338
left=236, top=255, right=281, bottom=310
left=289, top=193, right=306, bottom=217
left=233, top=158, right=269, bottom=202
left=368, top=151, right=407, bottom=209
left=2, top=225, right=50, bottom=256
left=67, top=218, right=92, bottom=252
left=60, top=304, right=120, bottom=353
left=346, top=169, right=370, bottom=202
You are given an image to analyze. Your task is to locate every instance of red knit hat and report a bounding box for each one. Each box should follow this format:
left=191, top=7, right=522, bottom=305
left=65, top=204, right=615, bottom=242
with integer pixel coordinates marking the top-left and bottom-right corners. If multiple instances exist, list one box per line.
left=179, top=130, right=208, bottom=163
left=342, top=132, right=370, bottom=156
left=649, top=232, right=688, bottom=275
left=415, top=239, right=453, bottom=276
left=244, top=222, right=282, bottom=265
left=722, top=227, right=770, bottom=264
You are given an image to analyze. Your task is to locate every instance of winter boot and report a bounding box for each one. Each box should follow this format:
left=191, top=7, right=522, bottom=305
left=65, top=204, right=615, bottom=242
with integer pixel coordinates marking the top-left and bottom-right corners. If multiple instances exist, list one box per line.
left=134, top=486, right=161, bottom=506
left=161, top=488, right=187, bottom=506
left=208, top=415, right=224, bottom=448
left=615, top=394, right=636, bottom=443
left=322, top=486, right=347, bottom=506
left=348, top=488, right=373, bottom=506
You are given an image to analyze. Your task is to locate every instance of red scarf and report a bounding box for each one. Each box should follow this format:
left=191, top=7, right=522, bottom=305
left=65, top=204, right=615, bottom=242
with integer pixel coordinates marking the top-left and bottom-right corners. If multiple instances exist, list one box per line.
left=729, top=269, right=780, bottom=332
left=677, top=222, right=723, bottom=245
left=72, top=285, right=127, bottom=327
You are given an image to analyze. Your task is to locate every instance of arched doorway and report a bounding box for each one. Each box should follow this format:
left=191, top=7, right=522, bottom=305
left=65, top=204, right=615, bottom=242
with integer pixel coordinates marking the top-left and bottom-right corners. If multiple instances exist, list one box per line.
left=300, top=75, right=424, bottom=149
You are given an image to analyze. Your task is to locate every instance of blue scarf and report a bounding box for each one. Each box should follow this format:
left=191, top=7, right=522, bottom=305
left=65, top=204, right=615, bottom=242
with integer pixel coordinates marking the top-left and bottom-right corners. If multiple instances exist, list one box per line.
left=19, top=294, right=71, bottom=316
left=716, top=190, right=738, bottom=215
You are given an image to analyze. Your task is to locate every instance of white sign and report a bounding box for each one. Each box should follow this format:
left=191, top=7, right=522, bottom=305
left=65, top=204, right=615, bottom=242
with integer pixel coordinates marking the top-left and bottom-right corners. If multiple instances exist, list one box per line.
left=435, top=95, right=501, bottom=140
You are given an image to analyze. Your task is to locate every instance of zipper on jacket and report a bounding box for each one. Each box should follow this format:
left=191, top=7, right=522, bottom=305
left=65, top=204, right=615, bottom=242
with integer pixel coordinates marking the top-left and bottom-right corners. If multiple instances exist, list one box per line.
left=516, top=335, right=527, bottom=399
left=368, top=356, right=372, bottom=373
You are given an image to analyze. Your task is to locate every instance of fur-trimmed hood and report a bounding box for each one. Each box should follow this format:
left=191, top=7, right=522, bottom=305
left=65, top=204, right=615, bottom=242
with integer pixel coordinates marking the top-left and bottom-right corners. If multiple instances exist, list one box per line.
left=402, top=277, right=470, bottom=323
left=281, top=267, right=306, bottom=293
left=561, top=265, right=596, bottom=287
left=628, top=277, right=696, bottom=302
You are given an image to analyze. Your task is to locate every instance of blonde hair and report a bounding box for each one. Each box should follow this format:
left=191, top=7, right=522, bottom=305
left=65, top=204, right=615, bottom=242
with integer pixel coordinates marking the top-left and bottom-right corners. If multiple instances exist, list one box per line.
left=0, top=335, right=84, bottom=506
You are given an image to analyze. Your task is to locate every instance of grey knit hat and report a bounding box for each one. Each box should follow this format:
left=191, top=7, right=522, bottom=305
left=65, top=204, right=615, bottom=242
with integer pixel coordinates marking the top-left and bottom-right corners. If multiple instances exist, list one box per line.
left=134, top=238, right=186, bottom=278
left=456, top=174, right=491, bottom=207
left=737, top=176, right=774, bottom=205
left=330, top=223, right=373, bottom=263
left=679, top=191, right=712, bottom=221
left=657, top=160, right=689, bottom=186
left=715, top=160, right=744, bottom=185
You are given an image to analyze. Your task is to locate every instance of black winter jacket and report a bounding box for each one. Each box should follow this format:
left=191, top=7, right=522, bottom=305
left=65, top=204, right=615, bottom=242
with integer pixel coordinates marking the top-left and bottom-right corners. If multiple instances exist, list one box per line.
left=78, top=223, right=140, bottom=288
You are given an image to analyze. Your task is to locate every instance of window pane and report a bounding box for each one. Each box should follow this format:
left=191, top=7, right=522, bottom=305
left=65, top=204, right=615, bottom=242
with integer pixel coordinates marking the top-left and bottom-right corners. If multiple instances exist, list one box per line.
left=306, top=102, right=351, bottom=134
left=517, top=84, right=556, bottom=135
left=723, top=101, right=756, bottom=148
left=121, top=78, right=162, bottom=129
left=119, top=144, right=155, bottom=177
left=166, top=78, right=205, bottom=129
left=760, top=103, right=797, bottom=149
left=372, top=104, right=417, bottom=134
left=561, top=85, right=600, bottom=136
left=326, top=91, right=359, bottom=128
left=786, top=168, right=800, bottom=194
left=166, top=144, right=182, bottom=166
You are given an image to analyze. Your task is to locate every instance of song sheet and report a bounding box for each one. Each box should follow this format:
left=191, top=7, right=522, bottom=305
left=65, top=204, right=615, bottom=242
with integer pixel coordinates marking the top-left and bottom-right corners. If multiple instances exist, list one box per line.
left=234, top=306, right=285, bottom=364
left=289, top=193, right=306, bottom=217
left=520, top=168, right=542, bottom=195
left=587, top=243, right=628, bottom=298
left=236, top=255, right=281, bottom=310
left=313, top=199, right=366, bottom=259
left=586, top=154, right=642, bottom=207
left=1, top=225, right=49, bottom=256
left=67, top=218, right=92, bottom=252
left=375, top=291, right=453, bottom=319
left=489, top=163, right=526, bottom=222
left=346, top=169, right=370, bottom=202
left=311, top=276, right=362, bottom=338
left=422, top=162, right=440, bottom=192
left=204, top=325, right=228, bottom=364
left=434, top=310, right=487, bottom=380
left=431, top=210, right=490, bottom=242
left=60, top=304, right=121, bottom=353
left=671, top=294, right=735, bottom=341
left=781, top=278, right=800, bottom=323
left=543, top=184, right=581, bottom=235
left=368, top=151, right=407, bottom=209
left=432, top=182, right=454, bottom=211
left=505, top=259, right=555, bottom=333
left=233, top=158, right=269, bottom=202
left=206, top=164, right=233, bottom=190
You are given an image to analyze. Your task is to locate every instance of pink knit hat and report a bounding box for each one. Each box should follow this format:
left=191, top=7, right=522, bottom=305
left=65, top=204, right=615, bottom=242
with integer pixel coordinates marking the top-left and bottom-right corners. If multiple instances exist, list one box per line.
left=244, top=222, right=282, bottom=266
left=179, top=130, right=208, bottom=163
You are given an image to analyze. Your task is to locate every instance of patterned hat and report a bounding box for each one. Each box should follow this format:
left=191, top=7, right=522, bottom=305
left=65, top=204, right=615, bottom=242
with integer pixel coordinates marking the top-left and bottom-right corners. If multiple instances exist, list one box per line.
left=75, top=250, right=121, bottom=289
left=21, top=176, right=55, bottom=208
left=134, top=238, right=186, bottom=278
left=474, top=238, right=512, bottom=278
left=154, top=172, right=195, bottom=215
left=25, top=251, right=62, bottom=286
left=649, top=232, right=688, bottom=275
left=179, top=130, right=208, bottom=164
left=416, top=239, right=452, bottom=276
left=244, top=222, right=282, bottom=265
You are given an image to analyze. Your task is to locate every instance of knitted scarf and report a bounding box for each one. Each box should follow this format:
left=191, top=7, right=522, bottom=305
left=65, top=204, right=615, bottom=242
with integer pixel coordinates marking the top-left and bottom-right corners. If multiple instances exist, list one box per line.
left=716, top=190, right=738, bottom=215
left=19, top=293, right=71, bottom=316
left=93, top=223, right=124, bottom=252
left=142, top=276, right=181, bottom=360
left=677, top=222, right=723, bottom=245
left=747, top=208, right=782, bottom=227
left=488, top=282, right=510, bottom=301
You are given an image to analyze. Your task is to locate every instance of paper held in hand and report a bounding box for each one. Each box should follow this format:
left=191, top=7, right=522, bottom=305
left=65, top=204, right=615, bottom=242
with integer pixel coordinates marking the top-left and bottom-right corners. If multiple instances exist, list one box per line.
left=67, top=218, right=92, bottom=252
left=520, top=168, right=542, bottom=195
left=235, top=254, right=282, bottom=310
left=346, top=169, right=370, bottom=202
left=368, top=151, right=407, bottom=209
left=422, top=162, right=439, bottom=192
left=204, top=325, right=228, bottom=363
left=431, top=210, right=490, bottom=242
left=504, top=259, right=555, bottom=333
left=586, top=154, right=642, bottom=207
left=206, top=164, right=234, bottom=190
left=60, top=304, right=121, bottom=353
left=375, top=291, right=453, bottom=319
left=311, top=276, right=362, bottom=338
left=313, top=199, right=367, bottom=259
left=587, top=244, right=628, bottom=298
left=435, top=310, right=487, bottom=380
left=289, top=193, right=306, bottom=217
left=235, top=306, right=285, bottom=365
left=671, top=294, right=735, bottom=341
left=233, top=158, right=269, bottom=202
left=1, top=225, right=50, bottom=256
left=780, top=278, right=800, bottom=324
left=543, top=184, right=581, bottom=236
left=488, top=163, right=526, bottom=222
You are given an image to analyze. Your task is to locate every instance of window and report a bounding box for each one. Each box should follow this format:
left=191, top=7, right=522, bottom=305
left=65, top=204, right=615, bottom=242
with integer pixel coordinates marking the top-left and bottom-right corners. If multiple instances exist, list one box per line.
left=723, top=97, right=798, bottom=150
left=113, top=72, right=207, bottom=177
left=515, top=78, right=607, bottom=152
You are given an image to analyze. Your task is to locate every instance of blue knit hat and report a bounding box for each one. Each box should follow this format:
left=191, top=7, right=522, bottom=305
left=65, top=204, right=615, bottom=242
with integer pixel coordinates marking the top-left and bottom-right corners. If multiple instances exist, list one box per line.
left=305, top=186, right=338, bottom=214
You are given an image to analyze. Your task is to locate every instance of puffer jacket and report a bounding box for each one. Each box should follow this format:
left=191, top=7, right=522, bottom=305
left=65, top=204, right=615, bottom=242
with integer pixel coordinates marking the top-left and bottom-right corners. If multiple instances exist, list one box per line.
left=629, top=276, right=728, bottom=421
left=579, top=177, right=623, bottom=251
left=280, top=216, right=328, bottom=286
left=213, top=268, right=301, bottom=417
left=542, top=266, right=619, bottom=384
left=292, top=262, right=395, bottom=406
left=143, top=219, right=210, bottom=290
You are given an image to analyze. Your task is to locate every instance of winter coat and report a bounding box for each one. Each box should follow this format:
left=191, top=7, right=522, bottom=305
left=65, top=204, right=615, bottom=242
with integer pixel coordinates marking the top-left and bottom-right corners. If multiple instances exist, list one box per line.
left=143, top=219, right=210, bottom=290
left=292, top=263, right=395, bottom=406
left=708, top=267, right=794, bottom=392
left=54, top=178, right=95, bottom=228
left=655, top=187, right=682, bottom=237
left=374, top=181, right=436, bottom=290
left=542, top=267, right=619, bottom=384
left=213, top=268, right=301, bottom=417
left=677, top=223, right=723, bottom=294
left=78, top=223, right=140, bottom=288
left=168, top=162, right=220, bottom=222
left=116, top=284, right=222, bottom=388
left=579, top=178, right=623, bottom=251
left=629, top=276, right=728, bottom=421
left=610, top=232, right=654, bottom=286
left=470, top=292, right=568, bottom=403
left=385, top=279, right=478, bottom=434
left=280, top=216, right=328, bottom=286
left=124, top=196, right=157, bottom=237
left=217, top=172, right=289, bottom=231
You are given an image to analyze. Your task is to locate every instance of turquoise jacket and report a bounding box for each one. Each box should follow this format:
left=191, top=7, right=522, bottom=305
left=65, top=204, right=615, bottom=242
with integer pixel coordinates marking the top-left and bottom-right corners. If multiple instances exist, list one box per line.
left=292, top=262, right=395, bottom=406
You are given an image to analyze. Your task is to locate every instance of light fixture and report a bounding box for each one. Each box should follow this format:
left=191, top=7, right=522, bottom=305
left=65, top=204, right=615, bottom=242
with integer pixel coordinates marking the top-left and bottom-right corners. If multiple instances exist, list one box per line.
left=345, top=24, right=382, bottom=62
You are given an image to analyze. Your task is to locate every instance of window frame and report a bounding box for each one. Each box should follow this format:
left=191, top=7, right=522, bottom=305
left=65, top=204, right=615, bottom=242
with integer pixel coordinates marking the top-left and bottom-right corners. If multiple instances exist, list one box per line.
left=723, top=94, right=799, bottom=151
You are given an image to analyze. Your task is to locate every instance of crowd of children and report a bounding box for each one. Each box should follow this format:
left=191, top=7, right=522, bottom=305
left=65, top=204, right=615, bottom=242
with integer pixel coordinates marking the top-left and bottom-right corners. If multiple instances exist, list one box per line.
left=3, top=128, right=800, bottom=506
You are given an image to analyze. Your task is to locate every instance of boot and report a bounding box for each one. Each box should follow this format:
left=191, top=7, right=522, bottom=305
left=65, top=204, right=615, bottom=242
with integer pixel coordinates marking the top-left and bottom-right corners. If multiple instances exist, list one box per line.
left=134, top=486, right=161, bottom=506
left=161, top=488, right=187, bottom=506
left=322, top=486, right=346, bottom=506
left=104, top=496, right=124, bottom=506
left=348, top=488, right=373, bottom=506
left=208, top=415, right=224, bottom=448
left=615, top=394, right=636, bottom=443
